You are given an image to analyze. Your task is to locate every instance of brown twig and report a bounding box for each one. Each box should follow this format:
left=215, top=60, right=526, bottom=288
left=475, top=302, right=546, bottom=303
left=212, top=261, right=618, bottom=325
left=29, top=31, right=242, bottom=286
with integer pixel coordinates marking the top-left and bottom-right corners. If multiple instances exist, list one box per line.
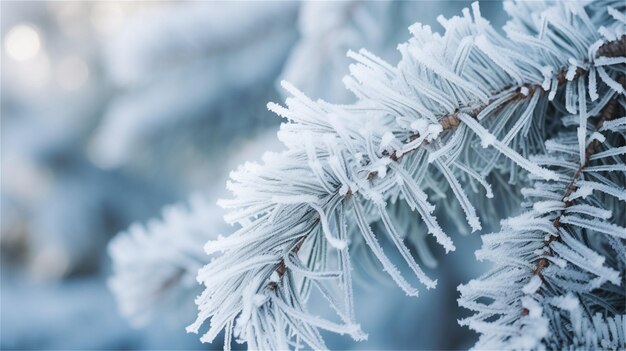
left=268, top=236, right=307, bottom=290
left=522, top=92, right=622, bottom=317
left=597, top=35, right=626, bottom=58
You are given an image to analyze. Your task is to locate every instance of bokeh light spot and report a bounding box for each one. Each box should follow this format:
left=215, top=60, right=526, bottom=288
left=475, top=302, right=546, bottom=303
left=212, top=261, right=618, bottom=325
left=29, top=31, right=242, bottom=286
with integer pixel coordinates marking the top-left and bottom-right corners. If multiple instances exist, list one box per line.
left=5, top=24, right=41, bottom=61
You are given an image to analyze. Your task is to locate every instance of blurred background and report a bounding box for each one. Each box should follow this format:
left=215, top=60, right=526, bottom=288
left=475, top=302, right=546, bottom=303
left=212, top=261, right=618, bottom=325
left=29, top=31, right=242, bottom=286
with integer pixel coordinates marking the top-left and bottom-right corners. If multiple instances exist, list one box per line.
left=1, top=1, right=505, bottom=349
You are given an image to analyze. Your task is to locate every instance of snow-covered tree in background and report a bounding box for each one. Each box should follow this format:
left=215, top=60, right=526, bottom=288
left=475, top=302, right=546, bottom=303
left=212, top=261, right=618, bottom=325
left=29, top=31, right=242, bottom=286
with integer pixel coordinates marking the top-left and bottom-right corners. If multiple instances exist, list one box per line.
left=90, top=2, right=299, bottom=193
left=110, top=1, right=625, bottom=349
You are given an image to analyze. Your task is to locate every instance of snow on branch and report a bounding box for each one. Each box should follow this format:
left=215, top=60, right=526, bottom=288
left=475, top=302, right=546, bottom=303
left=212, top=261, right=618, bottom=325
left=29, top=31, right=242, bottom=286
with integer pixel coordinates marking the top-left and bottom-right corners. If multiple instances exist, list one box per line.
left=104, top=1, right=625, bottom=349
left=458, top=72, right=625, bottom=350
left=108, top=195, right=214, bottom=327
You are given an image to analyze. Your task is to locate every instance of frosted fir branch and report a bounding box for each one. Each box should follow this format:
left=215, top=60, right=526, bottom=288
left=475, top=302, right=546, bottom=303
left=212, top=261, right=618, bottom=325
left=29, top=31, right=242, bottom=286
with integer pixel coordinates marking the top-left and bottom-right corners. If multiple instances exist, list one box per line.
left=108, top=195, right=214, bottom=327
left=189, top=1, right=626, bottom=349
left=458, top=86, right=625, bottom=349
left=534, top=97, right=624, bottom=280
left=267, top=5, right=626, bottom=295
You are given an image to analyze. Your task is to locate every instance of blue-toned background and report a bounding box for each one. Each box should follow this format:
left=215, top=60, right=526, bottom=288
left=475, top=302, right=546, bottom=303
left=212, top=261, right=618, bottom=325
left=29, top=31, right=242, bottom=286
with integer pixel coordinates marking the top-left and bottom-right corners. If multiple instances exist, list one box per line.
left=1, top=2, right=505, bottom=349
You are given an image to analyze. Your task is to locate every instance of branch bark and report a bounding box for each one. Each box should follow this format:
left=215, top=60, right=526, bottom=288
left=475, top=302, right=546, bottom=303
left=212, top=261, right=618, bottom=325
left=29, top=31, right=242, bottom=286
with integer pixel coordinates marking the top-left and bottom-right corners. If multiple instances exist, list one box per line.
left=522, top=86, right=622, bottom=316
